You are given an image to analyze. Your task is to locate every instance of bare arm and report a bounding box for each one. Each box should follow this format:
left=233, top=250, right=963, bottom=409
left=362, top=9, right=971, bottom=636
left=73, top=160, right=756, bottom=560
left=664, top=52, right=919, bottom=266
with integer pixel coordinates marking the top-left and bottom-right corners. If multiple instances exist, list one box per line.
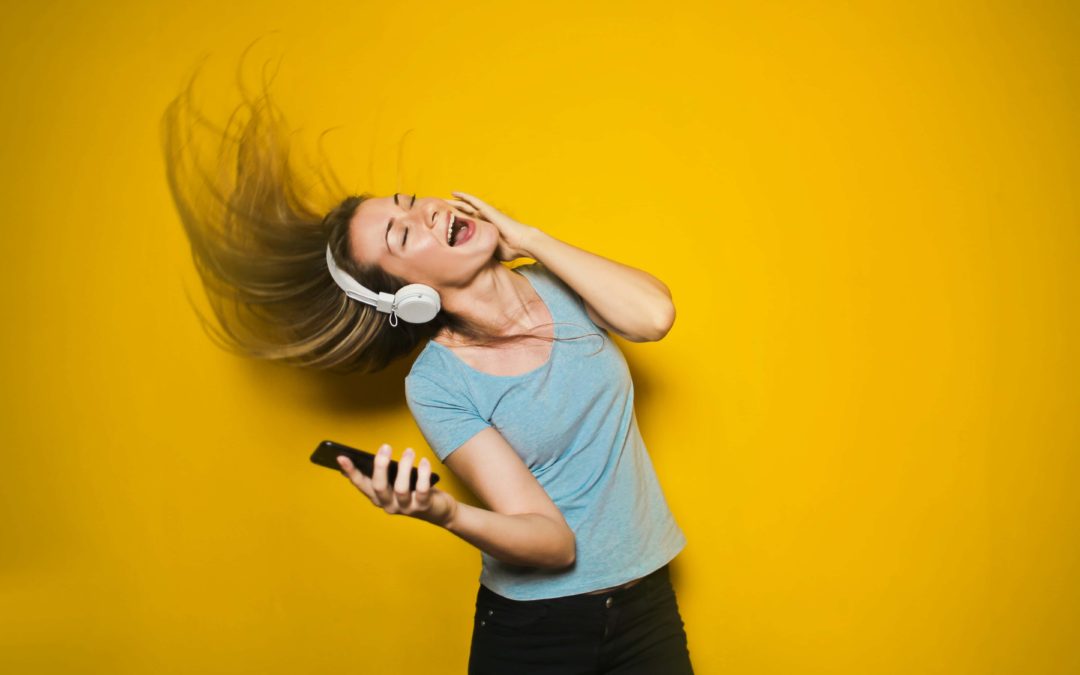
left=338, top=430, right=575, bottom=570
left=440, top=427, right=575, bottom=569
left=523, top=230, right=676, bottom=343
left=450, top=191, right=676, bottom=343
left=442, top=504, right=574, bottom=569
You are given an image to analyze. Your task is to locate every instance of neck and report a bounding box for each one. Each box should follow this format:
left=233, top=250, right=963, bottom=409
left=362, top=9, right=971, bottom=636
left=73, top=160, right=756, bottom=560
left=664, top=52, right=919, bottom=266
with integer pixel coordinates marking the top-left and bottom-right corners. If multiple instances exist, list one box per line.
left=435, top=262, right=544, bottom=344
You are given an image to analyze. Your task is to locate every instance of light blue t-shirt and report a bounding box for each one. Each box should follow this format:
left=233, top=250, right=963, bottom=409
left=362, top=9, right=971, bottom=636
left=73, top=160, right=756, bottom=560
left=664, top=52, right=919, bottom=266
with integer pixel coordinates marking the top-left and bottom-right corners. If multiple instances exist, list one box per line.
left=404, top=262, right=687, bottom=601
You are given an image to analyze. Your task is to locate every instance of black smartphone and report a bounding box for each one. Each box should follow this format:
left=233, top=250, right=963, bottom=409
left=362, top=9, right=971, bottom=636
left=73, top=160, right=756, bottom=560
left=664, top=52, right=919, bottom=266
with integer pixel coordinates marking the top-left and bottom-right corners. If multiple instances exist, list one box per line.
left=310, top=440, right=440, bottom=491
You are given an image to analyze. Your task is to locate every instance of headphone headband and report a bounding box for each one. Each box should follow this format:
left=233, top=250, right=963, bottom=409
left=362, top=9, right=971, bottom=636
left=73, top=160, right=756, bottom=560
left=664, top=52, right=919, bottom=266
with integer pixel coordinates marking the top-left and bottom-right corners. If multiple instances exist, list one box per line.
left=325, top=245, right=395, bottom=312
left=324, top=245, right=441, bottom=325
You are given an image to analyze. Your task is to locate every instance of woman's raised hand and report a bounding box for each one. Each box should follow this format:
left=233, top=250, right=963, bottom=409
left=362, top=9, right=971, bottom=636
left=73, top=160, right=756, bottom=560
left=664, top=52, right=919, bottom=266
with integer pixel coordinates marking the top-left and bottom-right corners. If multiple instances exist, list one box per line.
left=336, top=444, right=458, bottom=527
left=450, top=191, right=539, bottom=262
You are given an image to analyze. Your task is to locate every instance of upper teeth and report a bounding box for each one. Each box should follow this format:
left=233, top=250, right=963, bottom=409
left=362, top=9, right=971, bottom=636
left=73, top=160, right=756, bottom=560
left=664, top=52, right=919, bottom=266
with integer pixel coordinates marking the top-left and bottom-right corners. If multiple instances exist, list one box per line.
left=447, top=213, right=456, bottom=244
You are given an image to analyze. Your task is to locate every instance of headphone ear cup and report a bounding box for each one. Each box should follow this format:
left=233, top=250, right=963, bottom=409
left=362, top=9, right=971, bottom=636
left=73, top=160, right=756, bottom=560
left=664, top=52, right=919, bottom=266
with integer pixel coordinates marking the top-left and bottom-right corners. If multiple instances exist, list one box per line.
left=393, top=284, right=442, bottom=324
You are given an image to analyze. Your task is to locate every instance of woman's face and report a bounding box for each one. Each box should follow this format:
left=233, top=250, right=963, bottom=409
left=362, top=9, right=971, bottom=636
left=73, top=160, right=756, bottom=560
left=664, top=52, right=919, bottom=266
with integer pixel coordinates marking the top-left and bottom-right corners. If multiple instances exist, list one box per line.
left=348, top=193, right=497, bottom=289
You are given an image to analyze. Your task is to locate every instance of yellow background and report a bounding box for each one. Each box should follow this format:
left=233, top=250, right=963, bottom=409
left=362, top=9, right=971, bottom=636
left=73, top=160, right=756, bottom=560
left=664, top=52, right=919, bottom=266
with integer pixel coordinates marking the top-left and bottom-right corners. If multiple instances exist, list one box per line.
left=2, top=1, right=1078, bottom=673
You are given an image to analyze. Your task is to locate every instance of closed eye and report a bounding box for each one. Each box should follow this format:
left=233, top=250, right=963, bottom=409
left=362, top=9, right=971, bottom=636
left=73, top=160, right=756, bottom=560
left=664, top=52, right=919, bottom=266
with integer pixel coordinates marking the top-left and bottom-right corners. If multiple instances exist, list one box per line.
left=391, top=193, right=417, bottom=251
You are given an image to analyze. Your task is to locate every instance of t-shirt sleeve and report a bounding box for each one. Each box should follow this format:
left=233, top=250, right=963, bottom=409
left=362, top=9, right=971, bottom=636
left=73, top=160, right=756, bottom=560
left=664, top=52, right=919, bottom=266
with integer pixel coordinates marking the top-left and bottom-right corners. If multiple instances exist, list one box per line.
left=405, top=373, right=492, bottom=462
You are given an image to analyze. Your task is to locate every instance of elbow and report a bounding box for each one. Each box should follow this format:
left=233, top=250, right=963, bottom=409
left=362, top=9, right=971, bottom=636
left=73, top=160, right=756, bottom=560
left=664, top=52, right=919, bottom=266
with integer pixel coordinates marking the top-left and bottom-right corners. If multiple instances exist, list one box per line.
left=543, top=526, right=576, bottom=570
left=650, top=283, right=676, bottom=341
left=555, top=537, right=576, bottom=569
left=632, top=302, right=676, bottom=343
left=651, top=301, right=676, bottom=341
left=561, top=530, right=577, bottom=568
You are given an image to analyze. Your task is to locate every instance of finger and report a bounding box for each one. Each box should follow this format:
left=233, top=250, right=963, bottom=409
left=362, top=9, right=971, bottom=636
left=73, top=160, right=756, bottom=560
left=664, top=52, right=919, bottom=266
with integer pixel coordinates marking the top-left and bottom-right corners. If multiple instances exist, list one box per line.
left=393, top=448, right=415, bottom=507
left=413, top=457, right=432, bottom=508
left=371, top=444, right=393, bottom=502
left=449, top=199, right=478, bottom=214
left=451, top=191, right=488, bottom=208
left=336, top=455, right=380, bottom=503
left=338, top=455, right=363, bottom=483
left=452, top=191, right=506, bottom=222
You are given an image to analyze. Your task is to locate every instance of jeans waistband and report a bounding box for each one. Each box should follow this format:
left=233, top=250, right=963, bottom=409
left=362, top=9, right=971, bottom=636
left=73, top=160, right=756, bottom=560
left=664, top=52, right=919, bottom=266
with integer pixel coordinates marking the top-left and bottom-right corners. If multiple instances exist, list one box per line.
left=478, top=563, right=670, bottom=607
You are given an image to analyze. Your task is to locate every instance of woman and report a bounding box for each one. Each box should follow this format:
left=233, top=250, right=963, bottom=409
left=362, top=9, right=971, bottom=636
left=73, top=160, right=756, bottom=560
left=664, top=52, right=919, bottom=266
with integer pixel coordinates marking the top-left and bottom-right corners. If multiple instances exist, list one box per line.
left=162, top=75, right=694, bottom=674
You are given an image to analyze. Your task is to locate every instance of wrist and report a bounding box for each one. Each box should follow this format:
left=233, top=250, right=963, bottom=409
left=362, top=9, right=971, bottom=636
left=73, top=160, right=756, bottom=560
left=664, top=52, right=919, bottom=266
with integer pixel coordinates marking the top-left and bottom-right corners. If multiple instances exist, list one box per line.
left=518, top=226, right=546, bottom=259
left=439, top=497, right=461, bottom=531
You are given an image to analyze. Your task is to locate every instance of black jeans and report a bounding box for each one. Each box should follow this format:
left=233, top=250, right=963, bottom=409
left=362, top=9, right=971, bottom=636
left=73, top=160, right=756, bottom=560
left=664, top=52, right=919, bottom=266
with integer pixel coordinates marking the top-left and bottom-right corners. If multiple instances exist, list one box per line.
left=468, top=564, right=694, bottom=674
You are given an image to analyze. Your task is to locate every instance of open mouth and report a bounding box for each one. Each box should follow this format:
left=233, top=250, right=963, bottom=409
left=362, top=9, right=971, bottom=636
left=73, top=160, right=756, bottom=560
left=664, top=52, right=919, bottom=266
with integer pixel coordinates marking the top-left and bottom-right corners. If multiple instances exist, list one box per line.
left=448, top=214, right=474, bottom=247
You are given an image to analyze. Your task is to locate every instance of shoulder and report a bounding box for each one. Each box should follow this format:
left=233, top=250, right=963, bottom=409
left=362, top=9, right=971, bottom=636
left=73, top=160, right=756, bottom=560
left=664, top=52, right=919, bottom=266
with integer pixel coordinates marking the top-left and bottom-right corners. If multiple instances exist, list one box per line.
left=514, top=261, right=579, bottom=308
left=405, top=342, right=458, bottom=394
left=514, top=261, right=606, bottom=333
left=408, top=337, right=454, bottom=374
left=513, top=260, right=555, bottom=287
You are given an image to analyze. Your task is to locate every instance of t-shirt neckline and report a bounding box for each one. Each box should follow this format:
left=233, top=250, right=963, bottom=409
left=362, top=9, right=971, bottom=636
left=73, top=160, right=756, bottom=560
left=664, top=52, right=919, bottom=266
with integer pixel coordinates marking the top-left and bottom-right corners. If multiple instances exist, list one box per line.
left=427, top=266, right=556, bottom=379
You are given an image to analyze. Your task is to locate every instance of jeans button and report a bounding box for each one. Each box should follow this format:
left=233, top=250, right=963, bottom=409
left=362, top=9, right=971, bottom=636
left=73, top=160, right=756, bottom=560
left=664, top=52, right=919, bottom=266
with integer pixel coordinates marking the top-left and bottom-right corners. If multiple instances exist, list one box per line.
left=487, top=609, right=494, bottom=616
left=605, top=596, right=614, bottom=608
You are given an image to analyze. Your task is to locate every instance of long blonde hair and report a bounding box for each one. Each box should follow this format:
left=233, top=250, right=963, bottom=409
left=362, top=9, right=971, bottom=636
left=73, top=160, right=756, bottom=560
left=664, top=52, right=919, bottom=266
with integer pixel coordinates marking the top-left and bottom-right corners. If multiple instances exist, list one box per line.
left=161, top=57, right=600, bottom=374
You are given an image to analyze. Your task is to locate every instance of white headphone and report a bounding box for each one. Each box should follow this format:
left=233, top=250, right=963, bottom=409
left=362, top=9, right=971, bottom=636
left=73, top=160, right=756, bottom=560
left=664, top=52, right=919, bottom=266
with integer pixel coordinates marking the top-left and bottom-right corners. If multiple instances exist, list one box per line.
left=325, top=245, right=441, bottom=326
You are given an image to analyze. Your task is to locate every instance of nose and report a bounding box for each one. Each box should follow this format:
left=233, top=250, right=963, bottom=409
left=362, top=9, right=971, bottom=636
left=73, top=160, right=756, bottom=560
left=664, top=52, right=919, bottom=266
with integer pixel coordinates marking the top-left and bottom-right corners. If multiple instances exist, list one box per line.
left=416, top=201, right=440, bottom=230
left=403, top=197, right=444, bottom=233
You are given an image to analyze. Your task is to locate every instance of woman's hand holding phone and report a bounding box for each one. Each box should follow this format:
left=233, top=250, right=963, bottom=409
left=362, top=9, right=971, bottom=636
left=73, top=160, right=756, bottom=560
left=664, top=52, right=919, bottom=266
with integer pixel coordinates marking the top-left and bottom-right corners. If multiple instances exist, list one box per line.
left=336, top=444, right=458, bottom=527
